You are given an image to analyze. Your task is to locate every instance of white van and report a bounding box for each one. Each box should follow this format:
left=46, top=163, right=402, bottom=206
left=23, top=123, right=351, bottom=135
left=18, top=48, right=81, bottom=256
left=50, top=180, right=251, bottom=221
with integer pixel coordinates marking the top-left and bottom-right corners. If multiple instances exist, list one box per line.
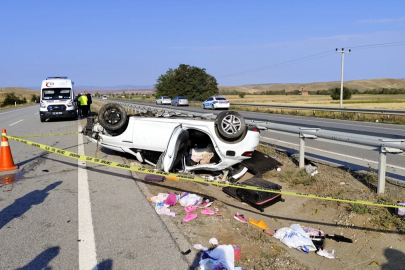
left=39, top=77, right=77, bottom=122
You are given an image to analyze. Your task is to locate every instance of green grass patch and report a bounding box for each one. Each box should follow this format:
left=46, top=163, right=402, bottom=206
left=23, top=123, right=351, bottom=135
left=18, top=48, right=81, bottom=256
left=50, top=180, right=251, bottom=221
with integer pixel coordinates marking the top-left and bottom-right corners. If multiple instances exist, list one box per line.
left=347, top=204, right=380, bottom=215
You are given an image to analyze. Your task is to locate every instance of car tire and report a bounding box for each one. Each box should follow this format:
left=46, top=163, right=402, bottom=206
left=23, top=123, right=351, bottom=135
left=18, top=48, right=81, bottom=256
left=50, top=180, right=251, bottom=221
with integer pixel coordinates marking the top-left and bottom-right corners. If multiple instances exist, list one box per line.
left=211, top=105, right=215, bottom=110
left=215, top=111, right=246, bottom=140
left=40, top=117, right=45, bottom=122
left=202, top=104, right=205, bottom=109
left=176, top=103, right=178, bottom=107
left=98, top=103, right=128, bottom=131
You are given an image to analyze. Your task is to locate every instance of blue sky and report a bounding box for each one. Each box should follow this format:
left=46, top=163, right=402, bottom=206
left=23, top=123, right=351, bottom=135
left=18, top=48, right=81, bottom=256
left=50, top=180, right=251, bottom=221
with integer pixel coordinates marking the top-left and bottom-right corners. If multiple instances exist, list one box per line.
left=0, top=0, right=404, bottom=88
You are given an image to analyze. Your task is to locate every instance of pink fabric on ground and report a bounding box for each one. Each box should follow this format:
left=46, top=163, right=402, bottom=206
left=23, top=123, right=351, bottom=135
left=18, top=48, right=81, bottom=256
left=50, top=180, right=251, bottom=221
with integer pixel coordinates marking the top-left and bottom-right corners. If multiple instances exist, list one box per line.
left=164, top=192, right=177, bottom=206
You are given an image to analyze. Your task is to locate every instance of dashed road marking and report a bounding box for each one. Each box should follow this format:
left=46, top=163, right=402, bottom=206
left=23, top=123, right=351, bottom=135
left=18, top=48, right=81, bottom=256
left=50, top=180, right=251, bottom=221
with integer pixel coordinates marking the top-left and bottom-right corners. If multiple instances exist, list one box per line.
left=9, top=119, right=23, bottom=126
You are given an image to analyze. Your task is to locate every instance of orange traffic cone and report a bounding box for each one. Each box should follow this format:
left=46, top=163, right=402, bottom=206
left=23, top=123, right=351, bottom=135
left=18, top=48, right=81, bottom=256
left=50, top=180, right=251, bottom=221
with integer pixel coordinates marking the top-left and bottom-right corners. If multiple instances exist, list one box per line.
left=0, top=129, right=18, bottom=172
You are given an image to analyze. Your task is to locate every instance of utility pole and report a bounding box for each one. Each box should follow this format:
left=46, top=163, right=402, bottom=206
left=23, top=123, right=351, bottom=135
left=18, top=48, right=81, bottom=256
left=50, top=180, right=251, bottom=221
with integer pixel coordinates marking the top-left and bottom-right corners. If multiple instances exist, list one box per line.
left=336, top=48, right=351, bottom=108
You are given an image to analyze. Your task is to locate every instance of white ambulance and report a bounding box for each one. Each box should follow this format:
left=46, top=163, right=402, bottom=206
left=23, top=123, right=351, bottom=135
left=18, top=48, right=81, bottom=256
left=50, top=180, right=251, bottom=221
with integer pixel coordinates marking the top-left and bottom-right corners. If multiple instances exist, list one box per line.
left=39, top=77, right=77, bottom=122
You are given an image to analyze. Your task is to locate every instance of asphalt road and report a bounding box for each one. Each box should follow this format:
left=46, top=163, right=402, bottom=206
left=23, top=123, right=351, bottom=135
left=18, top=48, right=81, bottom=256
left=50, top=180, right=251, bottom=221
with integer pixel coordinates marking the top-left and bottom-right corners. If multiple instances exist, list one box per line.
left=0, top=105, right=190, bottom=269
left=108, top=100, right=405, bottom=181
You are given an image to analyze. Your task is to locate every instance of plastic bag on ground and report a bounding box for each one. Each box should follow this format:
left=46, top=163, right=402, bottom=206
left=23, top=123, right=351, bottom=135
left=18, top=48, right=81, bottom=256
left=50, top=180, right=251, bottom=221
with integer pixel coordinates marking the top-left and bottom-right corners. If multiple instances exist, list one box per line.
left=305, top=164, right=318, bottom=174
left=199, top=245, right=234, bottom=270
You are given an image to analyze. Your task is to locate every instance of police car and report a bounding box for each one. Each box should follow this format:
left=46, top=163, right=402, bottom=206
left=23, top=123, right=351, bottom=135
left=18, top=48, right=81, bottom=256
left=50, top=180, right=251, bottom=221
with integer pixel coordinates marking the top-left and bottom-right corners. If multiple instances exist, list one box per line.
left=202, top=96, right=230, bottom=110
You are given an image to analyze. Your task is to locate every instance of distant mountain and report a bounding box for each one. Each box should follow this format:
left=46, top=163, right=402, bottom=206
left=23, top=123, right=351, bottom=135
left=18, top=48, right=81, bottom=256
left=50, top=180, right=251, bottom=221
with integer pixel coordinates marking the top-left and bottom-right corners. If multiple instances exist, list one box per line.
left=76, top=85, right=154, bottom=90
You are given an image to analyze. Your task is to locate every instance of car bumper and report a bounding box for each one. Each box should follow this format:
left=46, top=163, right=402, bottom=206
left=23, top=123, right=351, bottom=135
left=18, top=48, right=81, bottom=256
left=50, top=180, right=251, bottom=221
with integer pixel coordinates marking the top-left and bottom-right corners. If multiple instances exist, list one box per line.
left=40, top=110, right=77, bottom=119
left=162, top=101, right=171, bottom=104
left=214, top=103, right=230, bottom=108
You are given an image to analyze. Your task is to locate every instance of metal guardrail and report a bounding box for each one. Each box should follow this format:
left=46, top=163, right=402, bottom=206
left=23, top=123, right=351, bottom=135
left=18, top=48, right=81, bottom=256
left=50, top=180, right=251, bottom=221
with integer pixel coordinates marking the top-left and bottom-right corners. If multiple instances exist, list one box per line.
left=98, top=100, right=405, bottom=193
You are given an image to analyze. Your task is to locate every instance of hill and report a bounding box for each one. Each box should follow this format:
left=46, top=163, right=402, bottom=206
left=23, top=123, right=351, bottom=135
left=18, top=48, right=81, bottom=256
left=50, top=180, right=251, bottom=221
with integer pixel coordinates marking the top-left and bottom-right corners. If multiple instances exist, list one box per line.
left=0, top=87, right=39, bottom=103
left=219, top=78, right=405, bottom=94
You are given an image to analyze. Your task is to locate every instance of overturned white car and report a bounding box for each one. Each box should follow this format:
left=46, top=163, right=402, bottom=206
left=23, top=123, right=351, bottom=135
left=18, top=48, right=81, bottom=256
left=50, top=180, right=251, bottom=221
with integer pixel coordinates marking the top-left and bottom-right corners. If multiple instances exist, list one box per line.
left=84, top=103, right=260, bottom=177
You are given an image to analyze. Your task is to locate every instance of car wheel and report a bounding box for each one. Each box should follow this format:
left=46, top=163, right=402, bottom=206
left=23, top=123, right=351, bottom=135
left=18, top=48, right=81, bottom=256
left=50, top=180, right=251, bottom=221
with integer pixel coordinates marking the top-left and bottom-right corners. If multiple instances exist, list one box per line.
left=215, top=111, right=246, bottom=140
left=176, top=103, right=178, bottom=107
left=202, top=104, right=205, bottom=109
left=98, top=103, right=128, bottom=131
left=211, top=104, right=215, bottom=110
left=40, top=117, right=45, bottom=122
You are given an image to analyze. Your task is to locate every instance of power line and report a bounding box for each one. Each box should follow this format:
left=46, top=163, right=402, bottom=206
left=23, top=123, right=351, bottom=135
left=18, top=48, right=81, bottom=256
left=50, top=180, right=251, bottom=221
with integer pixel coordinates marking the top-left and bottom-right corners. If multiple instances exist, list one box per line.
left=218, top=40, right=405, bottom=79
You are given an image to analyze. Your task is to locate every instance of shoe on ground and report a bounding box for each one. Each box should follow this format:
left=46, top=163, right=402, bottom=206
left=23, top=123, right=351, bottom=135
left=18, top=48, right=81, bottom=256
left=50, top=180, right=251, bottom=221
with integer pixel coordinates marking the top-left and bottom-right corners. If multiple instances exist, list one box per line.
left=234, top=212, right=247, bottom=223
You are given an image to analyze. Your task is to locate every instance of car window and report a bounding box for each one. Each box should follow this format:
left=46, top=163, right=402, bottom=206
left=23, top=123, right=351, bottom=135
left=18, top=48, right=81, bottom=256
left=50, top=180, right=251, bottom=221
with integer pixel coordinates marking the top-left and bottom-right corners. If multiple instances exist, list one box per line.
left=163, top=96, right=170, bottom=99
left=178, top=96, right=187, bottom=99
left=207, top=97, right=213, bottom=101
left=216, top=97, right=227, bottom=100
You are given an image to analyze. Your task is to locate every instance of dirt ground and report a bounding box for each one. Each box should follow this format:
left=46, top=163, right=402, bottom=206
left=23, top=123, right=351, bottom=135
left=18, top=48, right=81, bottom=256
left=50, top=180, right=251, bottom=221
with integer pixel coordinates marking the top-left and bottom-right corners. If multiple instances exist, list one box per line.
left=124, top=144, right=405, bottom=270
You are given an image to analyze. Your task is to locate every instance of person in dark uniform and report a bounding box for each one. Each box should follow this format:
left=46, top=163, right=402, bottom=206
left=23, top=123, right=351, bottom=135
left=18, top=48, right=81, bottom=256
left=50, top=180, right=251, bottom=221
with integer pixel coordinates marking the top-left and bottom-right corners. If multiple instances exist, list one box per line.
left=85, top=91, right=92, bottom=116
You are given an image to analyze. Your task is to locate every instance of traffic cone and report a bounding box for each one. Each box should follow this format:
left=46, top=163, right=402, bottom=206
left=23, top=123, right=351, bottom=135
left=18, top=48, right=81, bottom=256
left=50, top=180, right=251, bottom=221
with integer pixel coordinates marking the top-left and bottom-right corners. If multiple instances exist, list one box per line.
left=0, top=129, right=18, bottom=172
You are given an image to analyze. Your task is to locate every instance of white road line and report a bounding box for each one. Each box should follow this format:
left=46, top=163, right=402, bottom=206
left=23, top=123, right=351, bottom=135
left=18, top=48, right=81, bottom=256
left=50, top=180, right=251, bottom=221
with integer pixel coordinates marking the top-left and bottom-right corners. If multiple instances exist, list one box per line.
left=260, top=136, right=405, bottom=170
left=34, top=112, right=39, bottom=115
left=78, top=124, right=98, bottom=270
left=0, top=105, right=36, bottom=116
left=9, top=119, right=23, bottom=126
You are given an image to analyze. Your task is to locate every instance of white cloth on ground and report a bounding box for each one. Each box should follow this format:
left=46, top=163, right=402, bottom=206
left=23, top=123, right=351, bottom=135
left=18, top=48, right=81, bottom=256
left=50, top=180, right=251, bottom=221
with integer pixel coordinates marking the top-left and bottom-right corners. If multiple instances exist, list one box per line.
left=273, top=224, right=316, bottom=252
left=199, top=244, right=234, bottom=270
left=150, top=193, right=169, bottom=203
left=179, top=194, right=201, bottom=207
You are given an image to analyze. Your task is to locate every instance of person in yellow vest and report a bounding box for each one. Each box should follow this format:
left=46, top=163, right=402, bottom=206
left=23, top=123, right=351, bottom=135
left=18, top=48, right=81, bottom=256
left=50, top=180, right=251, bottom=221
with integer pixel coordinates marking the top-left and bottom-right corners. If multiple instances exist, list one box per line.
left=78, top=93, right=88, bottom=117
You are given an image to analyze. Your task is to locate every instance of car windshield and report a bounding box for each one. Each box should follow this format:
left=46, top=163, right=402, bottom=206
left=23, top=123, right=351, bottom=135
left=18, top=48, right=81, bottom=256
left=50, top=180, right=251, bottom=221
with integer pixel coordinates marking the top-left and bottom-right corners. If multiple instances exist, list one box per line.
left=163, top=96, right=170, bottom=99
left=216, top=97, right=227, bottom=100
left=42, top=88, right=72, bottom=100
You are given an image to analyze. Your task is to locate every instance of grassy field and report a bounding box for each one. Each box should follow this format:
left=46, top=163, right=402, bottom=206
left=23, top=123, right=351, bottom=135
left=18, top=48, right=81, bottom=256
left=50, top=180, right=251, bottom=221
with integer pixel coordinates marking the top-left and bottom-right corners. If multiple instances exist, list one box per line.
left=219, top=78, right=405, bottom=94
left=223, top=94, right=405, bottom=110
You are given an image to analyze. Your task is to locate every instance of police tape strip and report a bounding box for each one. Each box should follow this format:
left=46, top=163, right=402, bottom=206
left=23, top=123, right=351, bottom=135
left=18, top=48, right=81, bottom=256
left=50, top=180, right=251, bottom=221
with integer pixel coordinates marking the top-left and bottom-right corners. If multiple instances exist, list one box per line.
left=3, top=134, right=404, bottom=209
left=12, top=131, right=81, bottom=138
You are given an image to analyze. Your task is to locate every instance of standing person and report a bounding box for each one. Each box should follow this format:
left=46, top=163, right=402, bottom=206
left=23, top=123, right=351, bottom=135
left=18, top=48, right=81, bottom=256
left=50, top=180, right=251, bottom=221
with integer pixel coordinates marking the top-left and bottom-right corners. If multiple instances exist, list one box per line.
left=78, top=93, right=88, bottom=117
left=85, top=91, right=92, bottom=116
left=75, top=94, right=81, bottom=116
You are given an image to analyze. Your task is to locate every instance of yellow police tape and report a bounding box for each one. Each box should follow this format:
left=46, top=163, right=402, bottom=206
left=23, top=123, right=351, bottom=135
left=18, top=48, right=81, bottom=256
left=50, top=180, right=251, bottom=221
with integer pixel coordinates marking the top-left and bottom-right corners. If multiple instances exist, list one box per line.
left=12, top=131, right=81, bottom=138
left=3, top=134, right=404, bottom=209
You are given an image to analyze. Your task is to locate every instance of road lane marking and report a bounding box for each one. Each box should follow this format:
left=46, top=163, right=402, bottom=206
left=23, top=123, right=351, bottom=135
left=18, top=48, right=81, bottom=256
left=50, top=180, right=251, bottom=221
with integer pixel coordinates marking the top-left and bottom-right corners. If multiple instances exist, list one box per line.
left=260, top=136, right=405, bottom=171
left=78, top=124, right=98, bottom=269
left=0, top=105, right=37, bottom=116
left=34, top=112, right=39, bottom=115
left=9, top=119, right=23, bottom=126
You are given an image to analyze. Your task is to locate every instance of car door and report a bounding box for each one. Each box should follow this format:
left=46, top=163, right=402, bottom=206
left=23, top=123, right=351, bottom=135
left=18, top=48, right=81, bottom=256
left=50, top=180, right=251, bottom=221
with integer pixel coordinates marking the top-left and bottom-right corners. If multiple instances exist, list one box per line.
left=159, top=125, right=189, bottom=172
left=204, top=97, right=212, bottom=107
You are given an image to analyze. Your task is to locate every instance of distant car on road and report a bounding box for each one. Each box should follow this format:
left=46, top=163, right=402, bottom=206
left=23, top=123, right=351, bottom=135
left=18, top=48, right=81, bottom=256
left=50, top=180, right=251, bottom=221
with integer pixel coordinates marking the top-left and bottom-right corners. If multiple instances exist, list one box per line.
left=171, top=96, right=189, bottom=106
left=102, top=95, right=108, bottom=100
left=203, top=96, right=230, bottom=110
left=156, top=96, right=171, bottom=105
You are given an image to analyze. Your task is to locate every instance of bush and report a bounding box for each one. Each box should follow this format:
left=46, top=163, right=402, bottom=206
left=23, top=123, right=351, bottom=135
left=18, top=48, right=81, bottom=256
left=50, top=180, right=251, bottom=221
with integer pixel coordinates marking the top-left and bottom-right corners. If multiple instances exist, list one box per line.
left=30, top=94, right=39, bottom=102
left=238, top=92, right=246, bottom=98
left=2, top=93, right=27, bottom=106
left=331, top=87, right=352, bottom=100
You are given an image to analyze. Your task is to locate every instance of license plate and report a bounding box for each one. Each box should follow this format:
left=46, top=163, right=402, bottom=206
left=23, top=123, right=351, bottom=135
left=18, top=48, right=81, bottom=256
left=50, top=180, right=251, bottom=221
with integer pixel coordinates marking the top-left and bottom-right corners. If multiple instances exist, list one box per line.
left=220, top=101, right=226, bottom=103
left=52, top=112, right=62, bottom=115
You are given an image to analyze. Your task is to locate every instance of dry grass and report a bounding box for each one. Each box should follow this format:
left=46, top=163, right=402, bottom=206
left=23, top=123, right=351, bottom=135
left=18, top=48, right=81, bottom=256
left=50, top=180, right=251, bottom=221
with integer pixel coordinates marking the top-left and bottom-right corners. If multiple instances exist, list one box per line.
left=222, top=94, right=405, bottom=110
left=219, top=78, right=405, bottom=93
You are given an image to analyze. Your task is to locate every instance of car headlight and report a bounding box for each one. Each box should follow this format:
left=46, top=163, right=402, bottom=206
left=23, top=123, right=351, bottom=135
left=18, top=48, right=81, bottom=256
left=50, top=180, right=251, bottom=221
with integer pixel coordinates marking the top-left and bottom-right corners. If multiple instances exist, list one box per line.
left=67, top=102, right=73, bottom=107
left=40, top=104, right=46, bottom=108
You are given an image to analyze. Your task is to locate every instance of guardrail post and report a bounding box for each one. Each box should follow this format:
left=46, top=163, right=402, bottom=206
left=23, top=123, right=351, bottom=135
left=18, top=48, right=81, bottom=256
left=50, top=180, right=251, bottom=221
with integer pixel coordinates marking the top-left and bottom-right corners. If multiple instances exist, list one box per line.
left=377, top=147, right=387, bottom=194
left=299, top=134, right=305, bottom=168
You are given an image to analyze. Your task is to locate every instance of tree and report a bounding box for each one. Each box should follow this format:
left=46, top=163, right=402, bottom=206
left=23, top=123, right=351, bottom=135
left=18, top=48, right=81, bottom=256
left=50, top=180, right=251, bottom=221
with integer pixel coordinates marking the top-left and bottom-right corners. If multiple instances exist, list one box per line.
left=330, top=87, right=352, bottom=100
left=30, top=94, right=38, bottom=102
left=155, top=64, right=219, bottom=101
left=238, top=92, right=246, bottom=98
